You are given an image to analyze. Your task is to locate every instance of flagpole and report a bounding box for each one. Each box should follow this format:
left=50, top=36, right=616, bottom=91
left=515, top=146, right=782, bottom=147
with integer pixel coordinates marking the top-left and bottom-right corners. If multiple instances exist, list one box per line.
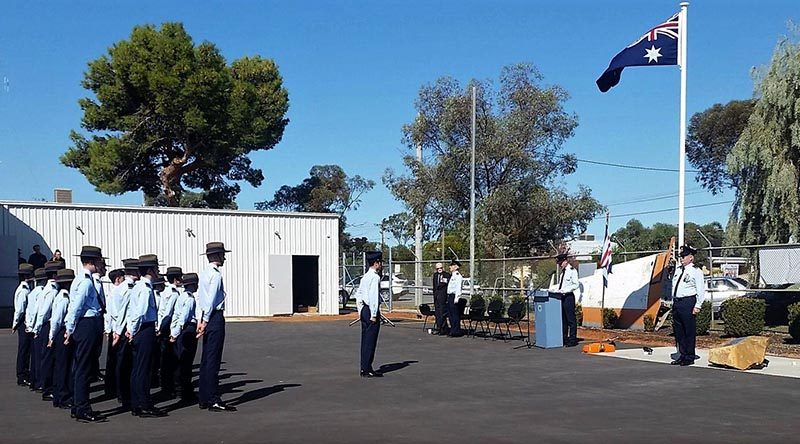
left=678, top=1, right=689, bottom=248
left=601, top=211, right=609, bottom=315
left=470, top=85, right=476, bottom=297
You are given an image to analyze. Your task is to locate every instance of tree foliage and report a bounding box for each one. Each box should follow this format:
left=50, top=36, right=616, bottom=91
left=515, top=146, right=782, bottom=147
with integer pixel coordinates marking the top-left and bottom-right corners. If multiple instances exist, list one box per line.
left=612, top=219, right=724, bottom=266
left=686, top=99, right=755, bottom=194
left=728, top=36, right=800, bottom=244
left=384, top=64, right=603, bottom=257
left=61, top=22, right=289, bottom=208
left=256, top=165, right=375, bottom=252
left=381, top=212, right=415, bottom=247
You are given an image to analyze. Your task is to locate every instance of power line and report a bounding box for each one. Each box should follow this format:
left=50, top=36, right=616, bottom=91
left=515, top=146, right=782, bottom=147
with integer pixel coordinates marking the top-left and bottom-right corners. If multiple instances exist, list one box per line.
left=606, top=189, right=706, bottom=207
left=602, top=200, right=734, bottom=220
left=575, top=157, right=701, bottom=173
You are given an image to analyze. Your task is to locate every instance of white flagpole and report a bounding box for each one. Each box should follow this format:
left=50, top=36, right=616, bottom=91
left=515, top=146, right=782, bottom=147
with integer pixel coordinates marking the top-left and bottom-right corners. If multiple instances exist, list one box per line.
left=470, top=86, right=476, bottom=297
left=678, top=2, right=689, bottom=248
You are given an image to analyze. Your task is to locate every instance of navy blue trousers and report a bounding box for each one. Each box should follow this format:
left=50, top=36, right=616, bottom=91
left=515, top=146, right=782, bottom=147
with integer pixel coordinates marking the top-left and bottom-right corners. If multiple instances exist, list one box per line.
left=561, top=292, right=577, bottom=342
left=35, top=322, right=54, bottom=394
left=115, top=336, right=132, bottom=405
left=29, top=332, right=38, bottom=388
left=104, top=334, right=117, bottom=397
left=174, top=323, right=198, bottom=399
left=673, top=296, right=697, bottom=361
left=71, top=317, right=102, bottom=415
left=158, top=333, right=176, bottom=393
left=53, top=326, right=74, bottom=408
left=199, top=310, right=225, bottom=404
left=16, top=327, right=32, bottom=384
left=131, top=322, right=156, bottom=410
left=360, top=305, right=380, bottom=373
left=447, top=294, right=461, bottom=335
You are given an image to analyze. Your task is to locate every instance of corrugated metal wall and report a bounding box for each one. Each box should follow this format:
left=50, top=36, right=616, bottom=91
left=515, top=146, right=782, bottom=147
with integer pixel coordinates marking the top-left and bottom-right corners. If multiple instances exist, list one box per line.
left=0, top=202, right=340, bottom=316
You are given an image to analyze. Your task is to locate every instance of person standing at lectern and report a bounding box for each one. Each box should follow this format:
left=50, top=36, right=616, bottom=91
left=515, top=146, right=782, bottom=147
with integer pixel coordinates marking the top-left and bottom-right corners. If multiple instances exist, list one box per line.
left=671, top=245, right=705, bottom=366
left=552, top=253, right=579, bottom=347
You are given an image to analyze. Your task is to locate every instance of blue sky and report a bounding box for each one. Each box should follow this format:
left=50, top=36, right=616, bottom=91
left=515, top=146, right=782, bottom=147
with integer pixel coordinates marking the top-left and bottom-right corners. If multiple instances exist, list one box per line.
left=0, top=0, right=795, bottom=245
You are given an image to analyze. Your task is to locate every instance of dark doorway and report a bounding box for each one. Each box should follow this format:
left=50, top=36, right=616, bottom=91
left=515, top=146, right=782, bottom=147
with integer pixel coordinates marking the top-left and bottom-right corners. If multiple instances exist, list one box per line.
left=292, top=255, right=319, bottom=312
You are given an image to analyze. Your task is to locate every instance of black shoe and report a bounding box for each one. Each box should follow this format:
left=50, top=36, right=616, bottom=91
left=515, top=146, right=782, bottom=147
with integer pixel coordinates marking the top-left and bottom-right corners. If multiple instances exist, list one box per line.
left=670, top=359, right=684, bottom=365
left=74, top=411, right=103, bottom=423
left=58, top=403, right=72, bottom=410
left=161, top=390, right=177, bottom=400
left=42, top=393, right=54, bottom=401
left=132, top=407, right=167, bottom=418
left=17, top=379, right=30, bottom=386
left=361, top=370, right=383, bottom=378
left=207, top=402, right=237, bottom=412
left=565, top=341, right=578, bottom=348
left=199, top=402, right=209, bottom=410
left=680, top=360, right=694, bottom=367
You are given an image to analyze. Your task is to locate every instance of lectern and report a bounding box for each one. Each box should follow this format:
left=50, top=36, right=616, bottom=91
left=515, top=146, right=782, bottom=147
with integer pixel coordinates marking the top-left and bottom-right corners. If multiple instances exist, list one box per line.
left=533, top=292, right=564, bottom=348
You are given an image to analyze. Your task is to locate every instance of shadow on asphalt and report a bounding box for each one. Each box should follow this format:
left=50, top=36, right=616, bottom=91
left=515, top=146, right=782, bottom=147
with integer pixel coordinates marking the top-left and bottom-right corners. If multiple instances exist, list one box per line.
left=377, top=360, right=418, bottom=374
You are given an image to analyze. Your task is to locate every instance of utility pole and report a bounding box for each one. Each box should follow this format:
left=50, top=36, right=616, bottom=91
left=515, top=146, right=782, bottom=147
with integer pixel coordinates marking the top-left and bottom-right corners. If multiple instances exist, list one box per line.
left=469, top=85, right=476, bottom=297
left=415, top=139, right=423, bottom=307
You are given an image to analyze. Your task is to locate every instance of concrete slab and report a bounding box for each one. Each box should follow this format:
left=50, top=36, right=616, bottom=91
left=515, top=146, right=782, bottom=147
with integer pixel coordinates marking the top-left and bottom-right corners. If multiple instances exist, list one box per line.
left=1, top=321, right=798, bottom=443
left=590, top=346, right=800, bottom=379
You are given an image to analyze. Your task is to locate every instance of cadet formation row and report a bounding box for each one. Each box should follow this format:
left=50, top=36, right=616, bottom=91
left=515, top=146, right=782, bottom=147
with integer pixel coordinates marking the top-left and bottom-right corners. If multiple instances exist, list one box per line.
left=11, top=242, right=236, bottom=422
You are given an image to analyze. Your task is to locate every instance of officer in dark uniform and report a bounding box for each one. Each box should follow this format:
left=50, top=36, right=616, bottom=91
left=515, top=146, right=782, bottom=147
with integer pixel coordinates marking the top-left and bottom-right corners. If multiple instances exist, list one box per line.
left=671, top=245, right=706, bottom=366
left=432, top=262, right=451, bottom=335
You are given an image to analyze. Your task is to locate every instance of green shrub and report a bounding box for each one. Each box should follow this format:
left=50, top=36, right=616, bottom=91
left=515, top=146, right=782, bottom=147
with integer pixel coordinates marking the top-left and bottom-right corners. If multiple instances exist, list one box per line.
left=721, top=297, right=765, bottom=337
left=602, top=308, right=618, bottom=329
left=643, top=314, right=655, bottom=332
left=696, top=300, right=712, bottom=335
left=575, top=303, right=583, bottom=327
left=788, top=302, right=800, bottom=341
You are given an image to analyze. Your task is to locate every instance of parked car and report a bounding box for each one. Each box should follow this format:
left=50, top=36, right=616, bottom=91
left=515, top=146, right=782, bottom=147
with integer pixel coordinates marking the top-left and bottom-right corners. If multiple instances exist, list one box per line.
left=380, top=273, right=408, bottom=300
left=461, top=278, right=482, bottom=297
left=750, top=283, right=800, bottom=325
left=704, top=277, right=748, bottom=314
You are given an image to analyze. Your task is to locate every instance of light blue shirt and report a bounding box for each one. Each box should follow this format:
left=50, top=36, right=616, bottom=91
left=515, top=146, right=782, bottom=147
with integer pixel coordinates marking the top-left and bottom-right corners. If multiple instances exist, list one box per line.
left=33, top=280, right=59, bottom=336
left=356, top=268, right=380, bottom=318
left=64, top=269, right=102, bottom=335
left=25, top=284, right=45, bottom=333
left=49, top=289, right=70, bottom=342
left=12, top=282, right=30, bottom=330
left=672, top=263, right=706, bottom=310
left=170, top=289, right=197, bottom=338
left=198, top=263, right=225, bottom=323
left=157, top=284, right=180, bottom=333
left=555, top=265, right=580, bottom=294
left=112, top=278, right=136, bottom=335
left=127, top=276, right=158, bottom=336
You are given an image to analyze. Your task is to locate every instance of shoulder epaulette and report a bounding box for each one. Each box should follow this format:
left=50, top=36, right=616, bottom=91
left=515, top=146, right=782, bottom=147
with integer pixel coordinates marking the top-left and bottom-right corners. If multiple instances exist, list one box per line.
left=128, top=283, right=135, bottom=289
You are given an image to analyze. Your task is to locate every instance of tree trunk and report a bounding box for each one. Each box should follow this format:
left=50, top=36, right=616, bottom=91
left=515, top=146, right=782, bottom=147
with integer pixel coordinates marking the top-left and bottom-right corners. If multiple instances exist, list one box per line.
left=160, top=160, right=184, bottom=207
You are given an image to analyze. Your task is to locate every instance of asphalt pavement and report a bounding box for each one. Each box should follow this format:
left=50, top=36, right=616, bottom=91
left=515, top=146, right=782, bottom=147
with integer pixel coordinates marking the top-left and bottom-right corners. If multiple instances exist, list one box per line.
left=1, top=320, right=798, bottom=443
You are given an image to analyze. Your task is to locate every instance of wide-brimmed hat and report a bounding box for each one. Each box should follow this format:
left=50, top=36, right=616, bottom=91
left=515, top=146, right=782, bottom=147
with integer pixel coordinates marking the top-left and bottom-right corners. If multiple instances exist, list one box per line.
left=18, top=263, right=34, bottom=277
left=678, top=245, right=697, bottom=257
left=74, top=245, right=107, bottom=259
left=450, top=259, right=461, bottom=267
left=45, top=260, right=65, bottom=273
left=202, top=242, right=231, bottom=256
left=151, top=274, right=166, bottom=285
left=137, top=254, right=160, bottom=268
left=55, top=269, right=75, bottom=283
left=122, top=258, right=139, bottom=272
left=166, top=266, right=183, bottom=277
left=182, top=273, right=199, bottom=285
left=34, top=268, right=47, bottom=279
left=555, top=253, right=569, bottom=263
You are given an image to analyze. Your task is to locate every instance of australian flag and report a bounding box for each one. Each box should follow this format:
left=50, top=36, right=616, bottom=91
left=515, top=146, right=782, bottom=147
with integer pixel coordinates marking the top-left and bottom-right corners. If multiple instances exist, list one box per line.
left=596, top=12, right=680, bottom=92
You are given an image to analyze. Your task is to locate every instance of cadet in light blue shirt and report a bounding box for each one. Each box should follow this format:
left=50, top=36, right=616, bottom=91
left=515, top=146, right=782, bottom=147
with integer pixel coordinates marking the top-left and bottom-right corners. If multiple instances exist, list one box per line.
left=197, top=242, right=236, bottom=411
left=170, top=272, right=199, bottom=402
left=670, top=245, right=706, bottom=366
left=25, top=268, right=47, bottom=389
left=50, top=268, right=75, bottom=409
left=156, top=266, right=182, bottom=397
left=126, top=254, right=166, bottom=417
left=13, top=264, right=34, bottom=386
left=64, top=246, right=106, bottom=422
left=33, top=261, right=63, bottom=397
left=112, top=259, right=139, bottom=408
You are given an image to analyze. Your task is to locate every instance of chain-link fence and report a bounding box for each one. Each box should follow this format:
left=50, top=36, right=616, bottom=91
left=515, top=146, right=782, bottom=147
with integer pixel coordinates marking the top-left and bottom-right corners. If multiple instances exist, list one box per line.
left=338, top=243, right=800, bottom=333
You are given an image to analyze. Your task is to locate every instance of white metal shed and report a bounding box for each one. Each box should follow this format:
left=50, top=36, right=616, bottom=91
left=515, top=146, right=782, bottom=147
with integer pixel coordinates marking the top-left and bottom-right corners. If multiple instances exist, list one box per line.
left=0, top=201, right=340, bottom=321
